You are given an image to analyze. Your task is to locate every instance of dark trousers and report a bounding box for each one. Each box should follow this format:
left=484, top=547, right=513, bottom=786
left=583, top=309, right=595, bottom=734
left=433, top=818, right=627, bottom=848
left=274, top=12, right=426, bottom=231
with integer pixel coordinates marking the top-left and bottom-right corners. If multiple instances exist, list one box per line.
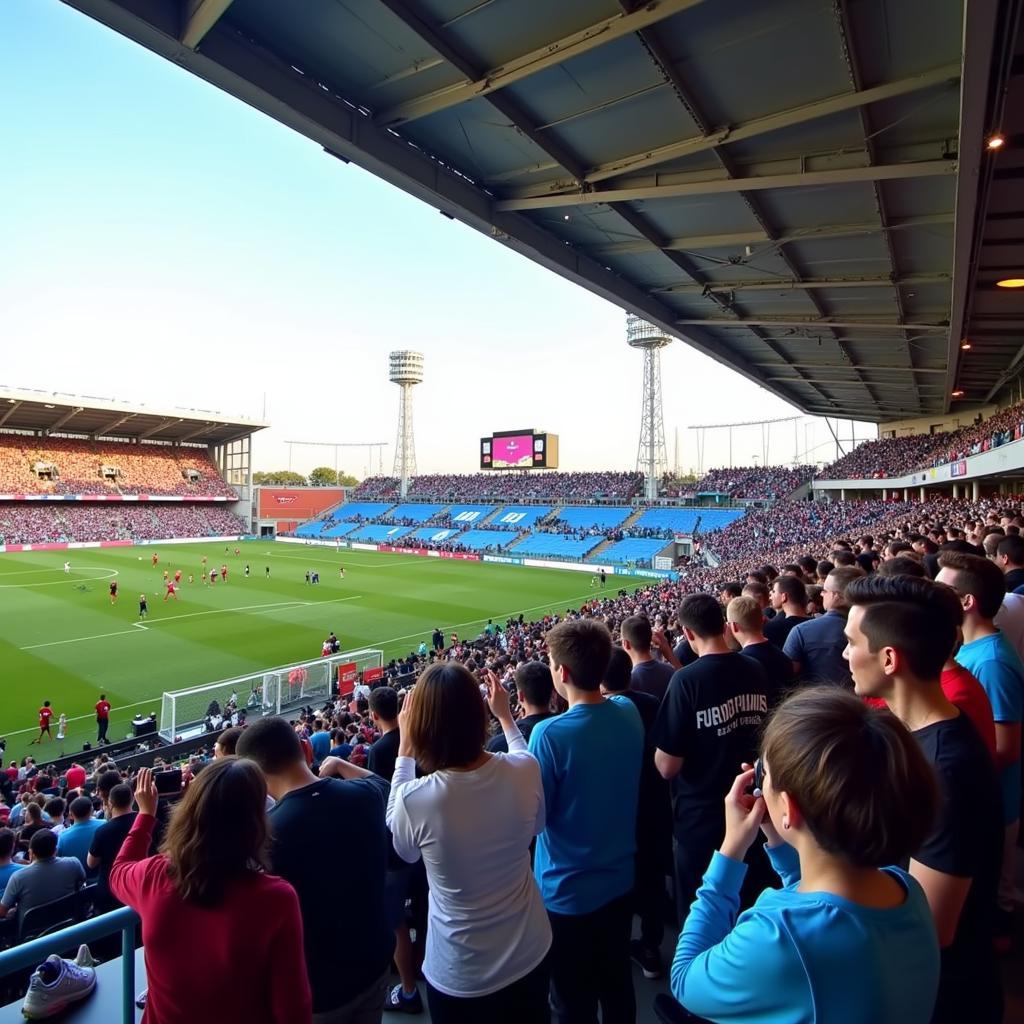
left=673, top=820, right=774, bottom=927
left=548, top=891, right=635, bottom=1024
left=425, top=958, right=549, bottom=1024
left=635, top=837, right=669, bottom=950
left=97, top=717, right=108, bottom=743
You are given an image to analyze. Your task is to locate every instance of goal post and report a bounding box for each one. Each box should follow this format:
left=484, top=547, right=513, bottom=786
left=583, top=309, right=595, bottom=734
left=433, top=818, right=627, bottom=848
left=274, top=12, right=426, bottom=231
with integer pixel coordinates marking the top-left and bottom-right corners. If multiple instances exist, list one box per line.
left=158, top=647, right=385, bottom=742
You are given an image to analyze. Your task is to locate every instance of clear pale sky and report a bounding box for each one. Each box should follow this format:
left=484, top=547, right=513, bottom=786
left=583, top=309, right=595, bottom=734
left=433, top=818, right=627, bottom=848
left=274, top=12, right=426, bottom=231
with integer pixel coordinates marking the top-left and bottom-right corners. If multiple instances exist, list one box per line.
left=0, top=1, right=874, bottom=478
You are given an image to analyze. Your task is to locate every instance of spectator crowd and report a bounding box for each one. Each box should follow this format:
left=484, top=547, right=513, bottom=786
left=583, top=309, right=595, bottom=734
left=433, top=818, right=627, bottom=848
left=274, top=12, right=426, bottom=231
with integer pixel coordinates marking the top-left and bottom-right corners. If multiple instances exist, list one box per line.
left=2, top=489, right=1023, bottom=1024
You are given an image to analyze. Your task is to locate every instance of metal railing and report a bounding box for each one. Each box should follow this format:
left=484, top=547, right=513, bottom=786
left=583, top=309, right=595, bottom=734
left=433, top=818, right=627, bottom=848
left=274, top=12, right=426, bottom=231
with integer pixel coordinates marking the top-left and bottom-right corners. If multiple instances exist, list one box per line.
left=0, top=908, right=138, bottom=1023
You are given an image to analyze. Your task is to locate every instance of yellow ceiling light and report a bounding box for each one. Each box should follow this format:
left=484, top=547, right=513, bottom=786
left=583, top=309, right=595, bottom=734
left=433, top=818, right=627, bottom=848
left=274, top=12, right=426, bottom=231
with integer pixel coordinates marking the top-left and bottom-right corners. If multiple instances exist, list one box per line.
left=987, top=134, right=1006, bottom=150
left=996, top=278, right=1024, bottom=288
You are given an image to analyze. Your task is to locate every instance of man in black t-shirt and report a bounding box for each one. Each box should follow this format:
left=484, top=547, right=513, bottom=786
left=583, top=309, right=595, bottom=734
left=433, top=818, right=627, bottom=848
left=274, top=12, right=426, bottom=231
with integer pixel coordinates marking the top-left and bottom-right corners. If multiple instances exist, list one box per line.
left=237, top=717, right=394, bottom=1020
left=621, top=615, right=675, bottom=702
left=486, top=661, right=555, bottom=753
left=366, top=687, right=401, bottom=779
left=87, top=783, right=137, bottom=913
left=652, top=594, right=770, bottom=924
left=763, top=575, right=809, bottom=648
left=844, top=575, right=1003, bottom=1024
left=602, top=647, right=671, bottom=981
left=726, top=596, right=793, bottom=708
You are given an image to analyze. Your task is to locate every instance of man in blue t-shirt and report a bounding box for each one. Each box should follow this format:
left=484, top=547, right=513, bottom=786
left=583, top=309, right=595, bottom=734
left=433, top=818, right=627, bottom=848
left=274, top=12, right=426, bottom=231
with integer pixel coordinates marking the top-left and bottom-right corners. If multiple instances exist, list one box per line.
left=937, top=551, right=1023, bottom=944
left=0, top=829, right=23, bottom=893
left=308, top=719, right=331, bottom=764
left=56, top=797, right=103, bottom=872
left=529, top=619, right=643, bottom=1023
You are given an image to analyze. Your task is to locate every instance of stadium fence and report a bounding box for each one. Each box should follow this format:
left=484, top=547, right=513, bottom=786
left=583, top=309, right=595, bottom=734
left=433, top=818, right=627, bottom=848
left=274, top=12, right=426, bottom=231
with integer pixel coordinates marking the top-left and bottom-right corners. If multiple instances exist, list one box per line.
left=158, top=647, right=384, bottom=742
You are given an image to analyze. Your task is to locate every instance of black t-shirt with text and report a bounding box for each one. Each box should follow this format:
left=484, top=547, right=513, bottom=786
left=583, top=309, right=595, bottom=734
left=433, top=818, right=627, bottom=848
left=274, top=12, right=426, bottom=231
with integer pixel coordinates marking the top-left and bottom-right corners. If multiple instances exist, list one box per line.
left=652, top=652, right=769, bottom=830
left=912, top=713, right=1003, bottom=1020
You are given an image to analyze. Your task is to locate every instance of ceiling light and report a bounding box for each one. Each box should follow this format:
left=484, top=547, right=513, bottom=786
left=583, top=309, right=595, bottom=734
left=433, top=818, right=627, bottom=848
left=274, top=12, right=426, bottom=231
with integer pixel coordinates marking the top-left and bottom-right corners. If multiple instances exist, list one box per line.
left=987, top=134, right=1006, bottom=150
left=961, top=341, right=972, bottom=350
left=996, top=278, right=1024, bottom=288
left=563, top=215, right=570, bottom=221
left=951, top=389, right=965, bottom=397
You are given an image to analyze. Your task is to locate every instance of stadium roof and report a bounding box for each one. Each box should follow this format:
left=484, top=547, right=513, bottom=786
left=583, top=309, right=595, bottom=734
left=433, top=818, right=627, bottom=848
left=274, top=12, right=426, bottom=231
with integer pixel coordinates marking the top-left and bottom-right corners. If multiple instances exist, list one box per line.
left=0, top=387, right=268, bottom=445
left=59, top=0, right=1024, bottom=423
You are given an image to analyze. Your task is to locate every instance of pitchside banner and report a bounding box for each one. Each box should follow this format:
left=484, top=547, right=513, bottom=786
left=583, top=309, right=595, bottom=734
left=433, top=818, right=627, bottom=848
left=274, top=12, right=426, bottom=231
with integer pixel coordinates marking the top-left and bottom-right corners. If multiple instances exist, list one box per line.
left=337, top=662, right=358, bottom=697
left=363, top=666, right=384, bottom=685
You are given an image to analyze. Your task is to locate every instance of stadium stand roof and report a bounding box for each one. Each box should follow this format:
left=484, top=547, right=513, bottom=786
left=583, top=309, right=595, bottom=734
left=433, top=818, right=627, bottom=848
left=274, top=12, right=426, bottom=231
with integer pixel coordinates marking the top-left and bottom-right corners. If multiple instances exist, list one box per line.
left=59, top=0, right=1024, bottom=422
left=0, top=386, right=267, bottom=445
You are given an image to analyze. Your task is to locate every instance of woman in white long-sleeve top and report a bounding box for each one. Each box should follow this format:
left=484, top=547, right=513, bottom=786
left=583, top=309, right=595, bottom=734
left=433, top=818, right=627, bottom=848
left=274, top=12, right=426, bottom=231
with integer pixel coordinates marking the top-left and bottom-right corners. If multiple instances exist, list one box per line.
left=386, top=663, right=551, bottom=1024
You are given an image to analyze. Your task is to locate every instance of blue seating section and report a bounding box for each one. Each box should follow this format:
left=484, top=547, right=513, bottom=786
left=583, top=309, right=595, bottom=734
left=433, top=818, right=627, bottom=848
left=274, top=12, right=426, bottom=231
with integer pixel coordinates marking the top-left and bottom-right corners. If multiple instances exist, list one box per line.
left=347, top=525, right=415, bottom=543
left=489, top=505, right=552, bottom=528
left=294, top=521, right=324, bottom=537
left=634, top=507, right=745, bottom=533
left=457, top=530, right=520, bottom=551
left=597, top=538, right=666, bottom=564
left=556, top=506, right=632, bottom=530
left=443, top=504, right=498, bottom=525
left=335, top=502, right=395, bottom=521
left=321, top=523, right=356, bottom=538
left=513, top=533, right=603, bottom=558
left=407, top=528, right=460, bottom=543
left=383, top=503, right=447, bottom=523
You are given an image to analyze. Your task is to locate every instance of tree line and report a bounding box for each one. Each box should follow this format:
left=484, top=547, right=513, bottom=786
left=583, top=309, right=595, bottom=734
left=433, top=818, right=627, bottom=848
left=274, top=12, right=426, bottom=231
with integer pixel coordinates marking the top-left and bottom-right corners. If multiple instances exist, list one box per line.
left=253, top=468, right=360, bottom=487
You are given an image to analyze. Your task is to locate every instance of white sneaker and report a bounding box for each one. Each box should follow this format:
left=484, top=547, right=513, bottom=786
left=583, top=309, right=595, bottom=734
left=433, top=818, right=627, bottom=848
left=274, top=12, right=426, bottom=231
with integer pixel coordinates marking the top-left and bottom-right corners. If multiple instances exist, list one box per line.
left=21, top=953, right=96, bottom=1019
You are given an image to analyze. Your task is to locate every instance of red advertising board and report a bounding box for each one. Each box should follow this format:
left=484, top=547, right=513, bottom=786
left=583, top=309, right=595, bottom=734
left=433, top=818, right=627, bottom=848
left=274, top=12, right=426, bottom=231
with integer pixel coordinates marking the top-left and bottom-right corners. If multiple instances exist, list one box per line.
left=363, top=666, right=384, bottom=685
left=376, top=545, right=480, bottom=562
left=337, top=662, right=358, bottom=696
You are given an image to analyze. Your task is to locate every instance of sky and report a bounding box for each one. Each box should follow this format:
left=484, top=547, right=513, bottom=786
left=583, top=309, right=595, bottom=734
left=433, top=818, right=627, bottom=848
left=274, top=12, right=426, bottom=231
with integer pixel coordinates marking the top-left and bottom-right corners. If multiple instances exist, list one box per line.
left=0, top=1, right=875, bottom=478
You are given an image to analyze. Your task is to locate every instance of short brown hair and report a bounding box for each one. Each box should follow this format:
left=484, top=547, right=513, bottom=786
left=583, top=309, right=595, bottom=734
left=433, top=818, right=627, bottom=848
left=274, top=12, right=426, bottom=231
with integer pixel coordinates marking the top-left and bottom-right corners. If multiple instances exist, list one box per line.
left=403, top=663, right=487, bottom=772
left=620, top=615, right=653, bottom=652
left=161, top=757, right=269, bottom=907
left=938, top=550, right=1006, bottom=620
left=726, top=595, right=763, bottom=632
left=824, top=566, right=865, bottom=611
left=545, top=619, right=612, bottom=691
left=762, top=688, right=937, bottom=867
left=215, top=726, right=243, bottom=755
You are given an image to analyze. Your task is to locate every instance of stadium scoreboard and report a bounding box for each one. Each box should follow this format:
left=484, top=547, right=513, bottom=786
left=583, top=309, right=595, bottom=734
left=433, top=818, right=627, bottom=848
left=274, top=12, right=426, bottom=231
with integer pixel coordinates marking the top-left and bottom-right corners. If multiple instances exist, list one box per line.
left=479, top=430, right=558, bottom=470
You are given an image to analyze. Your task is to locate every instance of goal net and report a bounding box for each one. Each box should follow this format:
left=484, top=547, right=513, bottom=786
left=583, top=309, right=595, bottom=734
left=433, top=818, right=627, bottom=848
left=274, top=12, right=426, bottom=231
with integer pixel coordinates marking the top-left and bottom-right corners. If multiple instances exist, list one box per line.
left=158, top=647, right=384, bottom=742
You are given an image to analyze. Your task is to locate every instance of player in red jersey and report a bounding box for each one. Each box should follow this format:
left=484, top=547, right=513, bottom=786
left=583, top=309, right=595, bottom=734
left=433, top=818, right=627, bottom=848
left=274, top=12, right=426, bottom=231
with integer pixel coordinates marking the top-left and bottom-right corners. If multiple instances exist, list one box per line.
left=151, top=553, right=158, bottom=566
left=164, top=581, right=178, bottom=602
left=221, top=564, right=228, bottom=582
left=174, top=569, right=182, bottom=583
left=31, top=701, right=54, bottom=745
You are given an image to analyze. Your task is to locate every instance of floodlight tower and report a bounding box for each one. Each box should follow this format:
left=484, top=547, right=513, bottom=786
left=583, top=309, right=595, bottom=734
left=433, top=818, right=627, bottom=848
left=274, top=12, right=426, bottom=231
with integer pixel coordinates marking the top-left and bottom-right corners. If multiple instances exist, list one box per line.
left=626, top=313, right=670, bottom=501
left=389, top=350, right=424, bottom=498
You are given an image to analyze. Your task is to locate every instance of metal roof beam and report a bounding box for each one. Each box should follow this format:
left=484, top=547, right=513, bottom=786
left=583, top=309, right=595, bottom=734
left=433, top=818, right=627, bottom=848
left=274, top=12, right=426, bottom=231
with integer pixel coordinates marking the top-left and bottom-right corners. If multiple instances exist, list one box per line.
left=495, top=161, right=958, bottom=211
left=677, top=317, right=948, bottom=330
left=44, top=407, right=84, bottom=435
left=374, top=0, right=709, bottom=126
left=554, top=63, right=960, bottom=189
left=176, top=422, right=217, bottom=443
left=0, top=402, right=21, bottom=428
left=181, top=0, right=233, bottom=49
left=138, top=418, right=183, bottom=440
left=93, top=413, right=136, bottom=436
left=654, top=273, right=950, bottom=294
left=753, top=362, right=947, bottom=374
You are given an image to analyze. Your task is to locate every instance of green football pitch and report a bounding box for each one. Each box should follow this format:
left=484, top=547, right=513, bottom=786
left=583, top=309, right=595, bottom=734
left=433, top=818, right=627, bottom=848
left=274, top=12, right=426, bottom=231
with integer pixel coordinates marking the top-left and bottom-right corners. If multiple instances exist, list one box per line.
left=0, top=542, right=642, bottom=761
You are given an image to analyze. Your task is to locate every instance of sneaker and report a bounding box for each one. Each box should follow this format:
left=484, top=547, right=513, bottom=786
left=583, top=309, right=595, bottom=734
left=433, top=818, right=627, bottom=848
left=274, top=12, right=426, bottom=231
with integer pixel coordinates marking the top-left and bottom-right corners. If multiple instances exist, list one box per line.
left=22, top=954, right=96, bottom=1019
left=630, top=939, right=665, bottom=979
left=73, top=945, right=97, bottom=969
left=385, top=983, right=423, bottom=1014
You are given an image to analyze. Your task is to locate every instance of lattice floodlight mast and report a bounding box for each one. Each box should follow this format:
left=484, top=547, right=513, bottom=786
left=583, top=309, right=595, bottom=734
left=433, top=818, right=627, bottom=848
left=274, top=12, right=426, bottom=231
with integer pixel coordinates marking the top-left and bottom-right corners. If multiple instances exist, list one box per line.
left=626, top=314, right=671, bottom=501
left=389, top=351, right=424, bottom=498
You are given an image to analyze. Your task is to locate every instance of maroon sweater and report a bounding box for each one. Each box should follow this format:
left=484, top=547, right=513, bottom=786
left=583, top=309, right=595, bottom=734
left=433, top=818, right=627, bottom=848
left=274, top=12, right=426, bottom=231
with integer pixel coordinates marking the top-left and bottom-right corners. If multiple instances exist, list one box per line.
left=110, top=814, right=311, bottom=1024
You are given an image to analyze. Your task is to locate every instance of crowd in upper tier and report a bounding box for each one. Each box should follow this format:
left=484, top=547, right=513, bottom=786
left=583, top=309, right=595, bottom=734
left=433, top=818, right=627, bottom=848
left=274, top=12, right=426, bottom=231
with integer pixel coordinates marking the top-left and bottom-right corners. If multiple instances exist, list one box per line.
left=0, top=504, right=247, bottom=545
left=353, top=472, right=645, bottom=502
left=0, top=435, right=236, bottom=497
left=818, top=399, right=1024, bottom=479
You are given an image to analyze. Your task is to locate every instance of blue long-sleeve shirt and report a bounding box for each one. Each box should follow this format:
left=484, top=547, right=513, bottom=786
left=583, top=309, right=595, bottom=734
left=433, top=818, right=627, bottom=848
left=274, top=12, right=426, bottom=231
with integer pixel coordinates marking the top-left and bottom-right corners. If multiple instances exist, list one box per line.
left=671, top=844, right=939, bottom=1023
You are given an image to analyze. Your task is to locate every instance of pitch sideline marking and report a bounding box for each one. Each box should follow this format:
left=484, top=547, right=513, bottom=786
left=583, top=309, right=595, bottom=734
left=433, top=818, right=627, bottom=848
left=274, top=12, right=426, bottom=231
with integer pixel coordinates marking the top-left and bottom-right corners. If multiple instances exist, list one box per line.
left=0, top=567, right=119, bottom=589
left=18, top=597, right=362, bottom=650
